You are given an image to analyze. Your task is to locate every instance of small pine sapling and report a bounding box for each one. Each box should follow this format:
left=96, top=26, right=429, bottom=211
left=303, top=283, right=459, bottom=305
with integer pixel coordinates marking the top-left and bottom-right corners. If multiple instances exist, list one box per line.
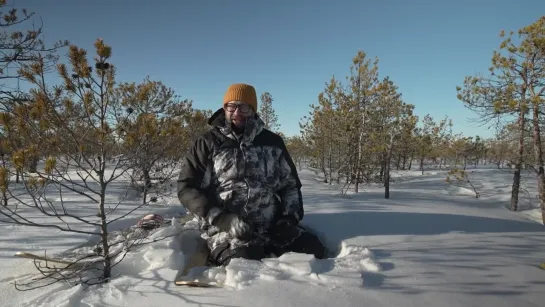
left=446, top=168, right=480, bottom=198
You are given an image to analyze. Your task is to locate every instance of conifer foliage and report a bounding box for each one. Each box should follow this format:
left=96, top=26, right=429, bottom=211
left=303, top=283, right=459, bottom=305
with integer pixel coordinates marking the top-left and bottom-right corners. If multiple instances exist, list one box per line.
left=0, top=36, right=211, bottom=287
left=457, top=16, right=545, bottom=222
left=259, top=91, right=280, bottom=131
left=300, top=50, right=439, bottom=196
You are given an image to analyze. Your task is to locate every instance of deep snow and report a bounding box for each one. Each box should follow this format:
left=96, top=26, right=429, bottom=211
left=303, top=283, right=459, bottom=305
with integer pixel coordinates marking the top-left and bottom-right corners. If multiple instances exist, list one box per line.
left=1, top=165, right=545, bottom=307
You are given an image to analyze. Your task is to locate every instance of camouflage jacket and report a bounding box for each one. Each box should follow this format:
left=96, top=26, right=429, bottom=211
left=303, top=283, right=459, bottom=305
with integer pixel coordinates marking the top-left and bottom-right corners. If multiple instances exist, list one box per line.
left=177, top=108, right=303, bottom=251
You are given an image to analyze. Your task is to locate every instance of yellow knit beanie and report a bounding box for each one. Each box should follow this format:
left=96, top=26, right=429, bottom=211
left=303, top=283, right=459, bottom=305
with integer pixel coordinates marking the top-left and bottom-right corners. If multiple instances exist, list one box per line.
left=223, top=83, right=258, bottom=112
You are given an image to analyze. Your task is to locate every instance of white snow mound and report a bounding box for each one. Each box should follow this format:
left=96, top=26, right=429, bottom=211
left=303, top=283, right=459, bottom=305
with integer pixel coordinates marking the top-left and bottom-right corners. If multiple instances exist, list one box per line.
left=21, top=217, right=378, bottom=306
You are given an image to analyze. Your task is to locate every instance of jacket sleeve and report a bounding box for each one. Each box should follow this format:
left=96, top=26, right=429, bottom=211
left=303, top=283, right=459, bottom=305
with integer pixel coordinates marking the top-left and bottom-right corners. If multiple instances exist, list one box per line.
left=177, top=135, right=223, bottom=224
left=277, top=138, right=304, bottom=223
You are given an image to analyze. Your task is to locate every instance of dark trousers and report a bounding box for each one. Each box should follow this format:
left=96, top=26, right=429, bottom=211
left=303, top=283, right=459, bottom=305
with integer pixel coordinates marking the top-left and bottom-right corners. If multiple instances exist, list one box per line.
left=208, top=226, right=327, bottom=266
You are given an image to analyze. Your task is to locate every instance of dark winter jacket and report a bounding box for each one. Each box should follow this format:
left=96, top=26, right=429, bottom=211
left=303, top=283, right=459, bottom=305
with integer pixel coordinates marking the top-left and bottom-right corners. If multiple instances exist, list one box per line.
left=177, top=108, right=303, bottom=251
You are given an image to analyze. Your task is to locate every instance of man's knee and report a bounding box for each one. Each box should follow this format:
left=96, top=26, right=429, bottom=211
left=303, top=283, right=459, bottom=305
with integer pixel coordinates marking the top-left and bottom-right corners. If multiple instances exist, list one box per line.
left=287, top=231, right=327, bottom=259
left=230, top=244, right=265, bottom=261
left=210, top=243, right=266, bottom=266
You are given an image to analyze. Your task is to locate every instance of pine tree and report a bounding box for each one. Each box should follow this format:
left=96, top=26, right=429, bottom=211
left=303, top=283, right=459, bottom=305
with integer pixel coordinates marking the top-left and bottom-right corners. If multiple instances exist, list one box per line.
left=259, top=92, right=280, bottom=131
left=115, top=77, right=207, bottom=203
left=457, top=16, right=545, bottom=221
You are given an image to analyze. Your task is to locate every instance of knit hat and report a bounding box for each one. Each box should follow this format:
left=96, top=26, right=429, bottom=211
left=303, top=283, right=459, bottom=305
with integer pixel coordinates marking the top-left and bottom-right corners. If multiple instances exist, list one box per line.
left=223, top=83, right=258, bottom=112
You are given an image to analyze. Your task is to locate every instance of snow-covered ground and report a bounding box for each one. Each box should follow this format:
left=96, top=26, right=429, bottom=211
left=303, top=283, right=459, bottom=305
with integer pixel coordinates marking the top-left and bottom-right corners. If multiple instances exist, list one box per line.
left=1, top=165, right=544, bottom=307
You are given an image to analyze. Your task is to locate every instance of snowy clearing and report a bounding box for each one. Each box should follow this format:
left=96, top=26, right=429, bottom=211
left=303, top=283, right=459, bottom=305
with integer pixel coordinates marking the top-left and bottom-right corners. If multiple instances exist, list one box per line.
left=1, top=165, right=544, bottom=307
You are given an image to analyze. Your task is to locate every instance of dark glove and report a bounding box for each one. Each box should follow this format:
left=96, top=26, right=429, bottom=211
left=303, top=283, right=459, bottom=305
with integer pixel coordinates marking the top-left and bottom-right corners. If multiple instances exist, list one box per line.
left=212, top=212, right=252, bottom=240
left=276, top=216, right=297, bottom=229
left=270, top=216, right=300, bottom=242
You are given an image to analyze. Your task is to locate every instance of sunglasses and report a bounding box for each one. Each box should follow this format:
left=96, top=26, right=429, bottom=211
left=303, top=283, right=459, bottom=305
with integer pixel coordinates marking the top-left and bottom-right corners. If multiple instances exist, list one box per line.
left=225, top=103, right=252, bottom=113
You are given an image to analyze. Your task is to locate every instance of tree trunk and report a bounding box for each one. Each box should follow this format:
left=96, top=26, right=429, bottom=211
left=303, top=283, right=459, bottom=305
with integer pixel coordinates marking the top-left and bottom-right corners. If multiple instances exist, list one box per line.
left=531, top=103, right=545, bottom=224
left=141, top=167, right=153, bottom=204
left=511, top=167, right=521, bottom=211
left=355, top=108, right=367, bottom=193
left=510, top=108, right=525, bottom=211
left=328, top=141, right=333, bottom=185
left=336, top=145, right=342, bottom=183
left=99, top=186, right=111, bottom=281
left=347, top=142, right=353, bottom=186
left=354, top=161, right=360, bottom=193
left=143, top=168, right=152, bottom=189
left=379, top=159, right=385, bottom=183
left=354, top=169, right=360, bottom=193
left=28, top=157, right=38, bottom=173
left=321, top=153, right=328, bottom=183
left=1, top=159, right=6, bottom=206
left=385, top=133, right=395, bottom=199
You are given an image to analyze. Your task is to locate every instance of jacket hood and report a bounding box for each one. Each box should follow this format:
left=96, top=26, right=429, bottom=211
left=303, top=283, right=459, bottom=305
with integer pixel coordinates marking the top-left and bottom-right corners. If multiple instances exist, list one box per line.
left=207, top=107, right=227, bottom=127
left=207, top=107, right=265, bottom=144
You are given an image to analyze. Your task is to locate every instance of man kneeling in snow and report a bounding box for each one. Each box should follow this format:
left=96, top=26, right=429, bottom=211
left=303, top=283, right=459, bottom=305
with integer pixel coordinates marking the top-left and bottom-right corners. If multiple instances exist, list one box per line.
left=177, top=83, right=326, bottom=266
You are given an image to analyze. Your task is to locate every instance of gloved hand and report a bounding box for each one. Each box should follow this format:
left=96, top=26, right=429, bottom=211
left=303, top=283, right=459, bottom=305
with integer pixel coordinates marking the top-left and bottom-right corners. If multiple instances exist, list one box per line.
left=212, top=212, right=252, bottom=240
left=270, top=216, right=300, bottom=242
left=276, top=216, right=297, bottom=229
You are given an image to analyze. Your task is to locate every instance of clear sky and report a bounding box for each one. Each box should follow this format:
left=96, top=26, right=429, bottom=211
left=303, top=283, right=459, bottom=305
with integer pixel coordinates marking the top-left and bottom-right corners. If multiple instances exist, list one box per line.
left=11, top=0, right=545, bottom=138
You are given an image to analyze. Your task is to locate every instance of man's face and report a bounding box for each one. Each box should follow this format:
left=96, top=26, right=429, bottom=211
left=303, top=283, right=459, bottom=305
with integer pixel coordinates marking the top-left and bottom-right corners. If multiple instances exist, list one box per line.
left=224, top=101, right=254, bottom=129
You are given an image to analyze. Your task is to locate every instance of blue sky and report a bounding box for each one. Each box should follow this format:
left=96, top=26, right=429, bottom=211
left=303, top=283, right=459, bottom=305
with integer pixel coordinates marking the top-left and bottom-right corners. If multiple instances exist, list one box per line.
left=12, top=0, right=545, bottom=138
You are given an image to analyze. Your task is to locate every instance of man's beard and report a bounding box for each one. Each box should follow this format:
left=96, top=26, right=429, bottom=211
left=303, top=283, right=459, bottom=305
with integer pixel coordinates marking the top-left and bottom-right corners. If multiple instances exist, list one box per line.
left=227, top=117, right=246, bottom=134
